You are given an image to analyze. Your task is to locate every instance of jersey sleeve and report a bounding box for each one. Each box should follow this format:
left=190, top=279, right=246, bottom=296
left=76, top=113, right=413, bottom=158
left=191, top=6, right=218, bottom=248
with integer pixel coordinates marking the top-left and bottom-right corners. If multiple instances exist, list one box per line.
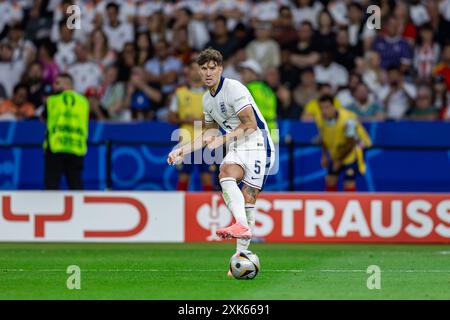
left=227, top=80, right=254, bottom=115
left=202, top=95, right=214, bottom=123
left=203, top=111, right=214, bottom=123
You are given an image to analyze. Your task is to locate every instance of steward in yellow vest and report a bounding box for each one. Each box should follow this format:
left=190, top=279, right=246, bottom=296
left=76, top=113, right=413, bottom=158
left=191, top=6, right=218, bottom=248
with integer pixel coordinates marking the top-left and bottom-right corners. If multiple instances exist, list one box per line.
left=42, top=73, right=89, bottom=190
left=316, top=94, right=372, bottom=192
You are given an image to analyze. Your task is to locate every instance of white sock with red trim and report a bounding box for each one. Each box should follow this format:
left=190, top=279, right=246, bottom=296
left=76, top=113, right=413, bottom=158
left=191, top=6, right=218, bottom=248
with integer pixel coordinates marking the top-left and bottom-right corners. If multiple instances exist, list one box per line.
left=237, top=205, right=255, bottom=252
left=219, top=177, right=248, bottom=228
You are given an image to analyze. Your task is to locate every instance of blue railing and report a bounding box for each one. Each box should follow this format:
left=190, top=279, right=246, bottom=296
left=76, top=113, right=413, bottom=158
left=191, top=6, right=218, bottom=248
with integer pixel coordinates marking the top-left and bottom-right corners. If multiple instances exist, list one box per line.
left=0, top=120, right=449, bottom=192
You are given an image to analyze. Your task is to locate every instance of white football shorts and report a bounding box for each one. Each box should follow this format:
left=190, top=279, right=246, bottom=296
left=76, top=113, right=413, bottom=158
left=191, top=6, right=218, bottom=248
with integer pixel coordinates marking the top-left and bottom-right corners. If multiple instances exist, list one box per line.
left=220, top=131, right=275, bottom=190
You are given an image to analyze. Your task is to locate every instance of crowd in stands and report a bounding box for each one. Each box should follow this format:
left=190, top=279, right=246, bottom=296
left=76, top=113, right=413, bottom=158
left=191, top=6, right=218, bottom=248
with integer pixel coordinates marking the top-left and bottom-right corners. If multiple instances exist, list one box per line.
left=0, top=0, right=449, bottom=122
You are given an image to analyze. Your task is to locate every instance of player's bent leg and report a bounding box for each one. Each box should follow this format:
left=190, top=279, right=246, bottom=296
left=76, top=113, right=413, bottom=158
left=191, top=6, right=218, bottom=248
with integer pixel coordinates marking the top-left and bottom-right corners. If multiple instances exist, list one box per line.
left=217, top=164, right=252, bottom=240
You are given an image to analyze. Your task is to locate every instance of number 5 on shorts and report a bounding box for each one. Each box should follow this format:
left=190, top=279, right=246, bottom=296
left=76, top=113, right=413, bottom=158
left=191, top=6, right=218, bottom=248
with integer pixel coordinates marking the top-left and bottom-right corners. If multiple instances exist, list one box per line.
left=254, top=160, right=261, bottom=174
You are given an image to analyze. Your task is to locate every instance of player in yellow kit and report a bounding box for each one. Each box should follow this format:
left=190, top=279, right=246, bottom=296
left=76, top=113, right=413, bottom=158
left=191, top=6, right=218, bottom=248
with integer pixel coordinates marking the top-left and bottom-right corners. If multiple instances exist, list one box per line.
left=316, top=95, right=372, bottom=192
left=168, top=59, right=216, bottom=191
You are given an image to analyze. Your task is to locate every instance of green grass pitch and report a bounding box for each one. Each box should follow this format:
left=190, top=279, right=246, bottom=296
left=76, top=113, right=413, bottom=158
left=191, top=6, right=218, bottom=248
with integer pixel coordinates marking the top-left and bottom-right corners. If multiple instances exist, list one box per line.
left=0, top=243, right=449, bottom=299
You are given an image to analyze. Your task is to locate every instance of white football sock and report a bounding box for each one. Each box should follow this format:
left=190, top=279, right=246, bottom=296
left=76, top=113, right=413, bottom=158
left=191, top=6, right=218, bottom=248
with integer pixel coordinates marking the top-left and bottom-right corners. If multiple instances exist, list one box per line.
left=220, top=178, right=248, bottom=227
left=237, top=205, right=256, bottom=252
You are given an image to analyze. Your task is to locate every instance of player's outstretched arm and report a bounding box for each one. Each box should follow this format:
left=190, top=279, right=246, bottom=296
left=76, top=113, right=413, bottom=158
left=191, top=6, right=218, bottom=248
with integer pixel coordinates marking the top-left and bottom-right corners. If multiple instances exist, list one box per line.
left=167, top=119, right=218, bottom=165
left=224, top=107, right=257, bottom=143
left=204, top=107, right=258, bottom=150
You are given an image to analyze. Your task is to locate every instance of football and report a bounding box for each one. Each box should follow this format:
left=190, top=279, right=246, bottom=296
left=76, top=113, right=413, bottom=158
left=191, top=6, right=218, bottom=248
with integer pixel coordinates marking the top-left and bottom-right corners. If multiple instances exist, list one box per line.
left=229, top=250, right=260, bottom=280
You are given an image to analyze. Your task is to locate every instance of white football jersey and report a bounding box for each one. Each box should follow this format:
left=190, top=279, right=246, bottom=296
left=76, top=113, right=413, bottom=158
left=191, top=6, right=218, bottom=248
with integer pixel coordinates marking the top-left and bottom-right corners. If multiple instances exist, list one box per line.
left=202, top=77, right=274, bottom=152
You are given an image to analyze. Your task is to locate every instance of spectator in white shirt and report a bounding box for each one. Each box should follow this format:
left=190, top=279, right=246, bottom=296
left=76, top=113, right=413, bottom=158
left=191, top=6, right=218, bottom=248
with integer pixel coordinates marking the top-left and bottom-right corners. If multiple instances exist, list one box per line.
left=314, top=51, right=349, bottom=92
left=144, top=39, right=183, bottom=98
left=378, top=66, right=417, bottom=120
left=172, top=7, right=210, bottom=52
left=102, top=2, right=134, bottom=52
left=3, top=23, right=35, bottom=65
left=54, top=21, right=77, bottom=71
left=250, top=0, right=280, bottom=23
left=67, top=42, right=103, bottom=95
left=290, top=0, right=323, bottom=29
left=245, top=21, right=281, bottom=74
left=0, top=0, right=24, bottom=36
left=0, top=42, right=26, bottom=98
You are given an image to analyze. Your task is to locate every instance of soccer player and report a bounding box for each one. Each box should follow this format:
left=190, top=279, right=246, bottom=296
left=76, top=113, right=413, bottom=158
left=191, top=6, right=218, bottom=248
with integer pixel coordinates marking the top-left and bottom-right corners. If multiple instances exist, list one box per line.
left=167, top=48, right=275, bottom=252
left=316, top=94, right=372, bottom=192
left=168, top=59, right=216, bottom=191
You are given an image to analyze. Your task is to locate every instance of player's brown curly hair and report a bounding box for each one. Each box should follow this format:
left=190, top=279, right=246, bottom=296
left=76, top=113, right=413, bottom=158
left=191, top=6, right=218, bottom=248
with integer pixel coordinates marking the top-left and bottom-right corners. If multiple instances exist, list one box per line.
left=196, top=48, right=223, bottom=66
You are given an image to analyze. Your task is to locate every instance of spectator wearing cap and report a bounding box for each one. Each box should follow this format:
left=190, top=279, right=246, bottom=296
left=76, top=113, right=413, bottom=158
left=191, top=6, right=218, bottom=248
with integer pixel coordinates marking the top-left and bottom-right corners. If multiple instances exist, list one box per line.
left=240, top=59, right=279, bottom=144
left=67, top=42, right=103, bottom=95
left=371, top=15, right=413, bottom=73
left=103, top=2, right=134, bottom=52
left=378, top=66, right=417, bottom=120
left=346, top=82, right=385, bottom=121
left=314, top=51, right=349, bottom=92
left=245, top=20, right=281, bottom=74
left=407, top=85, right=439, bottom=121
